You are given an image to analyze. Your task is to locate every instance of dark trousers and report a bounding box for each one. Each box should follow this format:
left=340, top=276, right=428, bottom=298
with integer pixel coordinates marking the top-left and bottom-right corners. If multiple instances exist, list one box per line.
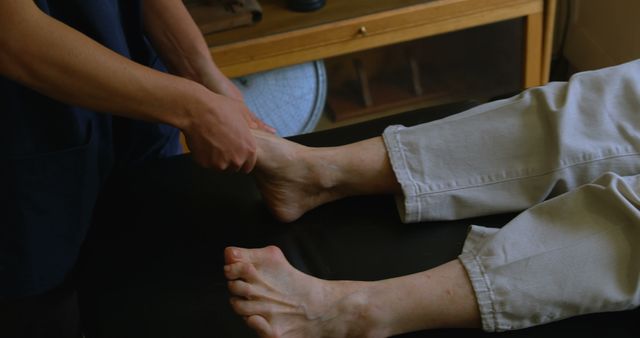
left=0, top=279, right=81, bottom=338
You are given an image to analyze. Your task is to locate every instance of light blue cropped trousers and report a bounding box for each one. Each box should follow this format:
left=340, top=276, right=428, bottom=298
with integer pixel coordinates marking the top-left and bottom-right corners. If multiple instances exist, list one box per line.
left=382, top=60, right=640, bottom=331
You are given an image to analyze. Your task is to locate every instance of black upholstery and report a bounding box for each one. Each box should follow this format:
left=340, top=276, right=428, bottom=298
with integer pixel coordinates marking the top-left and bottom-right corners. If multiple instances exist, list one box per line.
left=78, top=102, right=639, bottom=337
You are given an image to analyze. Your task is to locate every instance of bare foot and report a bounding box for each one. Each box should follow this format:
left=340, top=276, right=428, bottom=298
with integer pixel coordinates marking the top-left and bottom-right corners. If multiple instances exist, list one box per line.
left=251, top=131, right=344, bottom=222
left=224, top=246, right=388, bottom=338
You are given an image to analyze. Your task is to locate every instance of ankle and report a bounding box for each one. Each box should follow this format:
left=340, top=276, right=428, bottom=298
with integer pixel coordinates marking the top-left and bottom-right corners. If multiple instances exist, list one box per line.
left=330, top=281, right=391, bottom=338
left=303, top=148, right=344, bottom=191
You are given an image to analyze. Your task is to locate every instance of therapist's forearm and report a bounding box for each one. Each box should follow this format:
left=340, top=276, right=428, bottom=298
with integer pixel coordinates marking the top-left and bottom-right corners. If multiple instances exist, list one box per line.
left=142, top=0, right=234, bottom=96
left=0, top=1, right=208, bottom=130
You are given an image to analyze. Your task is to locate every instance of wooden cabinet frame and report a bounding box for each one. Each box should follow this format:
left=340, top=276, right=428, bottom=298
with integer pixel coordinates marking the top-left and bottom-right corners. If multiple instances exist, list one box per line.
left=191, top=0, right=556, bottom=88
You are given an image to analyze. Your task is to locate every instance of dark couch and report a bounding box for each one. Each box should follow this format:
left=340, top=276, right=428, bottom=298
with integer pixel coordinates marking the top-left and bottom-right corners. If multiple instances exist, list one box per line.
left=78, top=102, right=639, bottom=337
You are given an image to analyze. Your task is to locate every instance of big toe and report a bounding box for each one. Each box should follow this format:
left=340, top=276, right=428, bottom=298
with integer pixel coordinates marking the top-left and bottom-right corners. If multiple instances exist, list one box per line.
left=243, top=246, right=286, bottom=266
left=224, top=246, right=253, bottom=264
left=226, top=246, right=289, bottom=273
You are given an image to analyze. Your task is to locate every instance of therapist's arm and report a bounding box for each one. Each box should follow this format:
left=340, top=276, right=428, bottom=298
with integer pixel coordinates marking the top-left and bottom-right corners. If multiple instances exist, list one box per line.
left=141, top=0, right=274, bottom=132
left=0, top=1, right=256, bottom=172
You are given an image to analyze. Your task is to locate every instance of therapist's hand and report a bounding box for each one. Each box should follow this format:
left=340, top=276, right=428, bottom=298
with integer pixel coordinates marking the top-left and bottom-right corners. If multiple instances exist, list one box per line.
left=201, top=70, right=276, bottom=134
left=182, top=90, right=258, bottom=173
left=140, top=0, right=276, bottom=135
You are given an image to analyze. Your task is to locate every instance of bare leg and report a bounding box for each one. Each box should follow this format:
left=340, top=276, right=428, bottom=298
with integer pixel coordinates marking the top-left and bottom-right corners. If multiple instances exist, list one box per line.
left=252, top=130, right=401, bottom=222
left=224, top=246, right=480, bottom=338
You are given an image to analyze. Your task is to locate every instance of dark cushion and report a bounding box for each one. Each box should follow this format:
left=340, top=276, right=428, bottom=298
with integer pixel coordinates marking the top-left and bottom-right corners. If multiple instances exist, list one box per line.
left=78, top=101, right=639, bottom=337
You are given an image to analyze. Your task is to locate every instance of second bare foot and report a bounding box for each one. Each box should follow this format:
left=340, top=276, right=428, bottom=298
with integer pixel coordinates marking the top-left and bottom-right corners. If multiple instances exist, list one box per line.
left=224, top=246, right=389, bottom=338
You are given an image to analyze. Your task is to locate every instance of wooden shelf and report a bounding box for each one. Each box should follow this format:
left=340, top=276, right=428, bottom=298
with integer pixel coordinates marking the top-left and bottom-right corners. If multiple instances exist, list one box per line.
left=326, top=19, right=524, bottom=122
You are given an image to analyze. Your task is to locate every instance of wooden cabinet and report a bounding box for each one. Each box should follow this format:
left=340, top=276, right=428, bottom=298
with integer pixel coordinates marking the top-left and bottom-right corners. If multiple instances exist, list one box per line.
left=187, top=0, right=556, bottom=124
left=324, top=18, right=526, bottom=122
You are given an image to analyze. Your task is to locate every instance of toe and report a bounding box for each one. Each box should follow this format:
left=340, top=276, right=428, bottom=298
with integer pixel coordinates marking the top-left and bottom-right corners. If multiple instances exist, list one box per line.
left=245, top=315, right=274, bottom=338
left=224, top=262, right=258, bottom=281
left=227, top=246, right=283, bottom=266
left=263, top=245, right=284, bottom=259
left=230, top=297, right=268, bottom=316
left=228, top=280, right=253, bottom=299
left=224, top=246, right=247, bottom=264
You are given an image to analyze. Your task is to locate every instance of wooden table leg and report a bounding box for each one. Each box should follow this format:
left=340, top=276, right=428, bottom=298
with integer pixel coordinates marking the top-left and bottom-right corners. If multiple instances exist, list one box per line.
left=524, top=11, right=544, bottom=88
left=542, top=0, right=558, bottom=83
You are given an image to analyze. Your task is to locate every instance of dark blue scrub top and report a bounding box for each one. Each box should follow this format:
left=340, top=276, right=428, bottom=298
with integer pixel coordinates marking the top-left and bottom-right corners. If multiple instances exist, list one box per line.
left=0, top=0, right=182, bottom=299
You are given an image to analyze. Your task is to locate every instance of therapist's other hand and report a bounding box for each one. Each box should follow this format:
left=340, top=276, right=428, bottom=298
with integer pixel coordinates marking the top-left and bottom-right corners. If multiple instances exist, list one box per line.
left=201, top=71, right=276, bottom=134
left=183, top=92, right=258, bottom=173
